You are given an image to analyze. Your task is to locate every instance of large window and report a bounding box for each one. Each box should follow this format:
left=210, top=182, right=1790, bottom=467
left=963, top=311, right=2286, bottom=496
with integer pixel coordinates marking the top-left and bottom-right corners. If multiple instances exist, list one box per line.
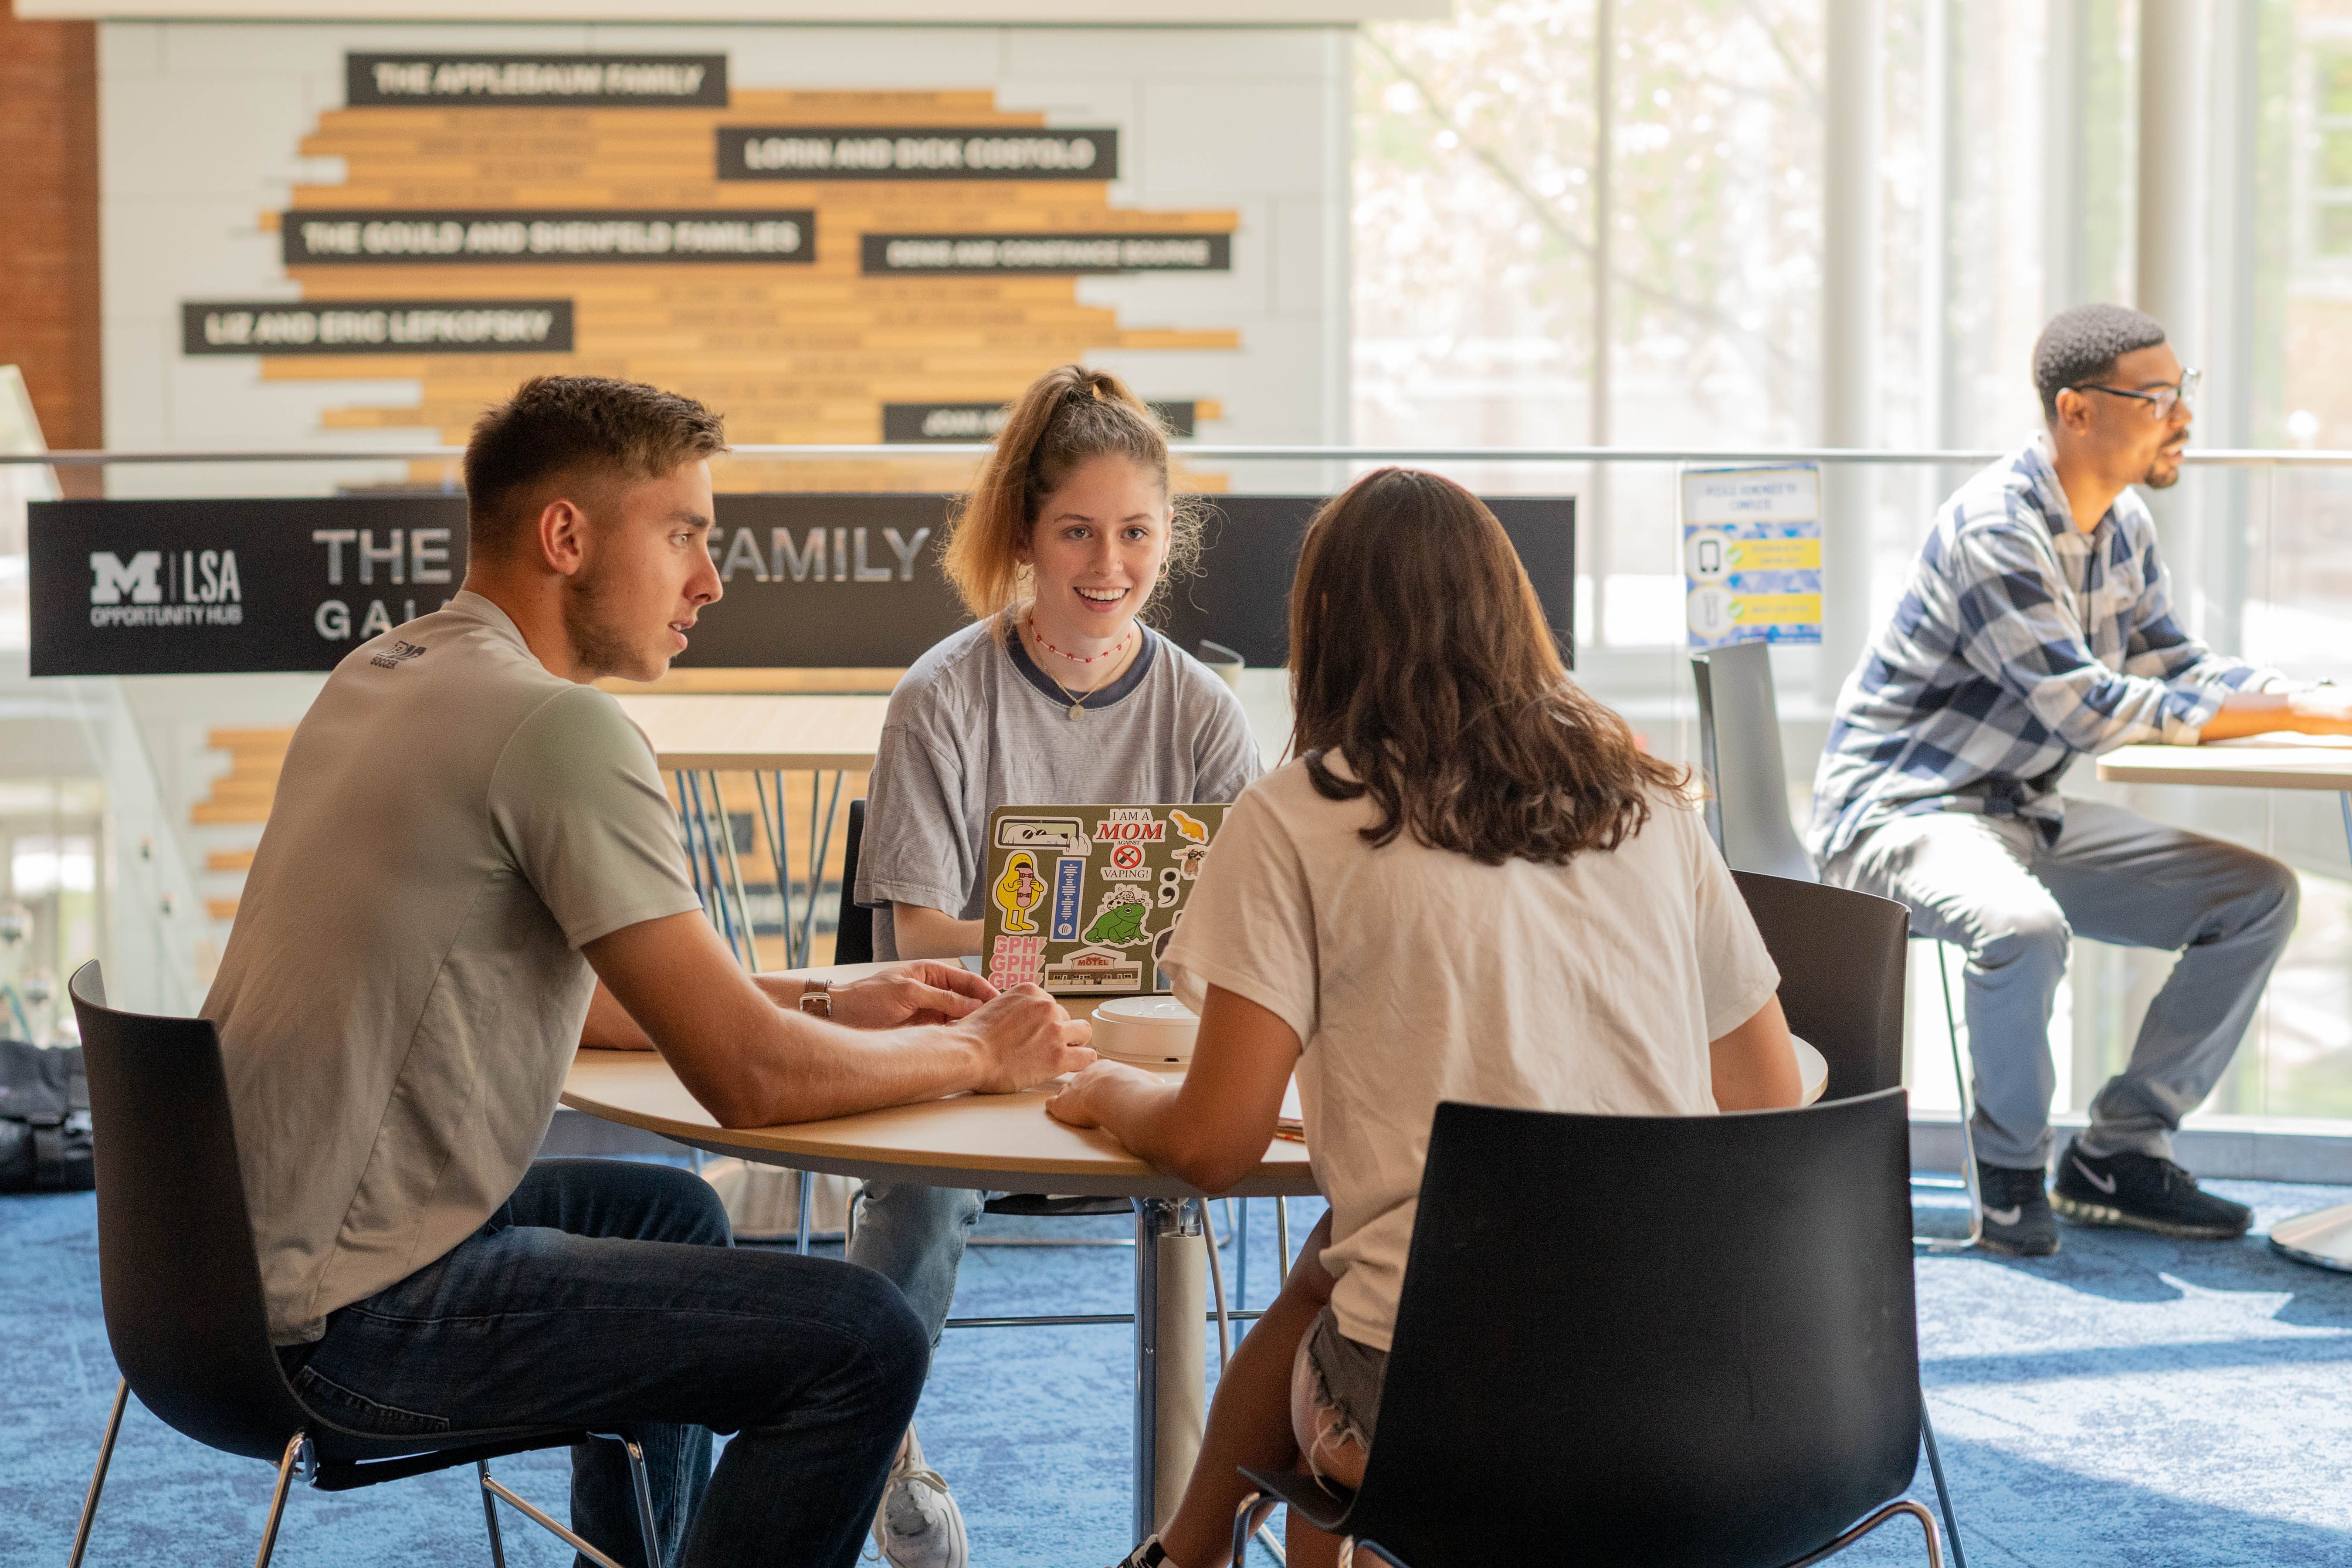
left=1354, top=0, right=2352, bottom=1126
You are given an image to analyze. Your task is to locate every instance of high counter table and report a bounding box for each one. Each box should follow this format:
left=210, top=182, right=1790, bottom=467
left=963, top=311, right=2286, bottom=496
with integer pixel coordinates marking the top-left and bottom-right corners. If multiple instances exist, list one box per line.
left=2097, top=738, right=2352, bottom=1272
left=612, top=694, right=891, bottom=970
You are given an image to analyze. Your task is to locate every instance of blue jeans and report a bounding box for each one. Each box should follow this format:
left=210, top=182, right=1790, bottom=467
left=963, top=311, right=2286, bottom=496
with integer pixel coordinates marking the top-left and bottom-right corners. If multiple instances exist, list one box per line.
left=280, top=1158, right=927, bottom=1568
left=844, top=1183, right=988, bottom=1350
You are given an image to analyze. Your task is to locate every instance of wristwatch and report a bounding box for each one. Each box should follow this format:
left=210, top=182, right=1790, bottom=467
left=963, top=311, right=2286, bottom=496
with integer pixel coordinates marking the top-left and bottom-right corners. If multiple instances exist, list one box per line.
left=798, top=978, right=832, bottom=1019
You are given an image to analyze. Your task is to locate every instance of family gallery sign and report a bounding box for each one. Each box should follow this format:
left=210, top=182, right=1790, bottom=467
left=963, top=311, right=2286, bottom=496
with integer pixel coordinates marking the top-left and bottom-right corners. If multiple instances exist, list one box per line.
left=29, top=495, right=1572, bottom=677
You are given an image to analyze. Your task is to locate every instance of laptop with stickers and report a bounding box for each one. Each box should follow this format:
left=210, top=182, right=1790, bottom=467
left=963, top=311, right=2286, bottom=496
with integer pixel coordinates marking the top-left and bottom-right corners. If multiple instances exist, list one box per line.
left=980, top=803, right=1230, bottom=997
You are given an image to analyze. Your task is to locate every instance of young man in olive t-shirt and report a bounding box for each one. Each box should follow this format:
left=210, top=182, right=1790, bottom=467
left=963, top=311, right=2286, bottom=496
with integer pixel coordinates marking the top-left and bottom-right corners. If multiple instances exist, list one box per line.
left=205, top=376, right=1094, bottom=1568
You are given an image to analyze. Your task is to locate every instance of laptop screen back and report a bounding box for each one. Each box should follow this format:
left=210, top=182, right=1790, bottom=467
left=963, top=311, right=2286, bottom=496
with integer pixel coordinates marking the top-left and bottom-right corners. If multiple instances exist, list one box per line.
left=980, top=803, right=1230, bottom=996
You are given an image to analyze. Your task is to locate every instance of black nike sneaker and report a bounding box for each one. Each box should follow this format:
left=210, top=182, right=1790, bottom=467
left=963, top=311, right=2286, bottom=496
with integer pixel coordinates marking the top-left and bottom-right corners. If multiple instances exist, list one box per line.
left=1974, top=1161, right=2060, bottom=1256
left=2050, top=1139, right=2253, bottom=1240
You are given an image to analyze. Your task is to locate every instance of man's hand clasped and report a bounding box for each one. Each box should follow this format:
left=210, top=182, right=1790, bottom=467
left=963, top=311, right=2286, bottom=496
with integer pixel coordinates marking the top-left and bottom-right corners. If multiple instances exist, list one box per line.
left=955, top=983, right=1097, bottom=1093
left=830, top=962, right=1094, bottom=1091
left=827, top=960, right=994, bottom=1028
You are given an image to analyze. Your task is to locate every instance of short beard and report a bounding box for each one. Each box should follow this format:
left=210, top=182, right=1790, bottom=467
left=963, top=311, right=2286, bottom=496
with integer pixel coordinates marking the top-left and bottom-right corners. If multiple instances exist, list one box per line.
left=2142, top=460, right=2182, bottom=490
left=562, top=556, right=641, bottom=678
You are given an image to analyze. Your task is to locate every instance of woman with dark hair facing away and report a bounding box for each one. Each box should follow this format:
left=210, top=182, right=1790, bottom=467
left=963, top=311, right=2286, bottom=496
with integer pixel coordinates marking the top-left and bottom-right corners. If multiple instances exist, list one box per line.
left=849, top=365, right=1261, bottom=1566
left=1050, top=468, right=1805, bottom=1568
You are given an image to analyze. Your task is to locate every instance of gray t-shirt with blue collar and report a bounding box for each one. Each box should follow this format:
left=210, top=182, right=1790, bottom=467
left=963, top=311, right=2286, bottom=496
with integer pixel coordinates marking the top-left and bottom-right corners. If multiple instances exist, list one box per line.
left=857, top=616, right=1262, bottom=960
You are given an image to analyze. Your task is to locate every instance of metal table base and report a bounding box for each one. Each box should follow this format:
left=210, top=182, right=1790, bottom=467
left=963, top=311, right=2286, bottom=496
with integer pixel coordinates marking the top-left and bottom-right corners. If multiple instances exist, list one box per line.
left=1134, top=1196, right=1208, bottom=1541
left=2265, top=793, right=2352, bottom=1272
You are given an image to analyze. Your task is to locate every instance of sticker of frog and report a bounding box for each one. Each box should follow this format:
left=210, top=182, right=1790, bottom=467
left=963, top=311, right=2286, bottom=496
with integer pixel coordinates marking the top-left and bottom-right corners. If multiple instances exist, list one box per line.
left=1081, top=885, right=1153, bottom=948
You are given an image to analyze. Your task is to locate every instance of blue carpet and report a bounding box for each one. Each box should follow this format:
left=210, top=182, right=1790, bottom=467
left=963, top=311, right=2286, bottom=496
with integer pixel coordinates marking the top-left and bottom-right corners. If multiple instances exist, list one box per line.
left=7, top=1172, right=2352, bottom=1566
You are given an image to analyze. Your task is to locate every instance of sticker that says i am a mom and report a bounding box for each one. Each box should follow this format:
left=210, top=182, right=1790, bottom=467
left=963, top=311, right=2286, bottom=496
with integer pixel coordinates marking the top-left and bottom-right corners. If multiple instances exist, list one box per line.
left=1088, top=806, right=1164, bottom=843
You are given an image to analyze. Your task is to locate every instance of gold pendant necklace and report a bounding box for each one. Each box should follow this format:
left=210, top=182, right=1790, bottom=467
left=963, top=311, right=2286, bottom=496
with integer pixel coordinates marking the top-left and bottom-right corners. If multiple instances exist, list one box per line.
left=1043, top=671, right=1089, bottom=722
left=1029, top=620, right=1129, bottom=721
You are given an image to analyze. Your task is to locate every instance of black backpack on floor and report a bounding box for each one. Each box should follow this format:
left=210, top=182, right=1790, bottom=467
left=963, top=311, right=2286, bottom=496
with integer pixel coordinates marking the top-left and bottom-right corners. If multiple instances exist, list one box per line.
left=0, top=1040, right=95, bottom=1192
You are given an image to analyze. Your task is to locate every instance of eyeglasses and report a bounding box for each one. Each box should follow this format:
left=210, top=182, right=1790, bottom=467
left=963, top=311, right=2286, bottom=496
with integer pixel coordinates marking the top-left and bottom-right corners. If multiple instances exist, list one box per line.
left=2068, top=366, right=2200, bottom=421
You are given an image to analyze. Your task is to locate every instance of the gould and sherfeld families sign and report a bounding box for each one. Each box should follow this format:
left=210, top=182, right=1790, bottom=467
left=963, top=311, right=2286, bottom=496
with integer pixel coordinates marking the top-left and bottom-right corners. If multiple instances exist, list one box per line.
left=29, top=496, right=1573, bottom=677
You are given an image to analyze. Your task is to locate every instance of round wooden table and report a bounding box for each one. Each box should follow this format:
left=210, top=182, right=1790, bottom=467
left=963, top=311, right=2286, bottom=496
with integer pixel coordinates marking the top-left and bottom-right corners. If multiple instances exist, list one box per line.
left=563, top=1029, right=1316, bottom=1545
left=2098, top=738, right=2352, bottom=1273
left=562, top=986, right=1828, bottom=1542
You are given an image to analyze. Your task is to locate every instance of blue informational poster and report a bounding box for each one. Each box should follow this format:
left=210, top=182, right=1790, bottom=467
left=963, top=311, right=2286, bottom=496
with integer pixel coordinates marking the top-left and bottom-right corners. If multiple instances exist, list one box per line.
left=1680, top=463, right=1823, bottom=648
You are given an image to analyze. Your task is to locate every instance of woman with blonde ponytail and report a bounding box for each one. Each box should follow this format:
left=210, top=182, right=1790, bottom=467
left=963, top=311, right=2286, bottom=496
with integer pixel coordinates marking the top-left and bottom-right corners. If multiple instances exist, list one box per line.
left=845, top=365, right=1260, bottom=1568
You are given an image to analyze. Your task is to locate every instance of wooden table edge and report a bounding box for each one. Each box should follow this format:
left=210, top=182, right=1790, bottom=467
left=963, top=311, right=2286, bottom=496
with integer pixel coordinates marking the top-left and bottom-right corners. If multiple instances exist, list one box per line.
left=557, top=1082, right=1320, bottom=1201
left=2096, top=755, right=2352, bottom=791
left=651, top=750, right=880, bottom=772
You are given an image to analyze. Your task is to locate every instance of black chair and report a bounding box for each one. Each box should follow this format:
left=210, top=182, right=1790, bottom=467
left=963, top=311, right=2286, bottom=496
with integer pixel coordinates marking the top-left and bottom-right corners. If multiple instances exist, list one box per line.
left=1733, top=870, right=1909, bottom=1107
left=1235, top=1090, right=1941, bottom=1568
left=65, top=961, right=665, bottom=1568
left=835, top=798, right=875, bottom=965
left=1734, top=869, right=1970, bottom=1563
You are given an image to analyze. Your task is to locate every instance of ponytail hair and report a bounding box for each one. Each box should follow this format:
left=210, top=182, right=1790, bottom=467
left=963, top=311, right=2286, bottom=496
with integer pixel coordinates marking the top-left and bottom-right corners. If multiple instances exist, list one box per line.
left=942, top=364, right=1201, bottom=633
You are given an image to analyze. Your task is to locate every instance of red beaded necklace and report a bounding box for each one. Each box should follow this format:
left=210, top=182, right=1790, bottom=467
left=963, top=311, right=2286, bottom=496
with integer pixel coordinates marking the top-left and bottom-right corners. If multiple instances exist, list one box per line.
left=1026, top=618, right=1133, bottom=665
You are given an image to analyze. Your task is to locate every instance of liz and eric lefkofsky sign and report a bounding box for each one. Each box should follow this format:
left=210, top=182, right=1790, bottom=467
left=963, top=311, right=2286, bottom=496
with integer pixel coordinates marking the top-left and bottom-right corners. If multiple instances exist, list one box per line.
left=29, top=495, right=1573, bottom=677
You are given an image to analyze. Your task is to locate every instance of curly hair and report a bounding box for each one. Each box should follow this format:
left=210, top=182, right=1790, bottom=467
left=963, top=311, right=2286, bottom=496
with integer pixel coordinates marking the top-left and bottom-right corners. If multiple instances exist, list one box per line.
left=2032, top=304, right=2168, bottom=420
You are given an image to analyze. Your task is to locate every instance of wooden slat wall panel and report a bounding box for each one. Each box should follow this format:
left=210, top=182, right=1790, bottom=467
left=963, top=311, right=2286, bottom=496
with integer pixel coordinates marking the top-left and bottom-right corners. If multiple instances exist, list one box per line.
left=255, top=88, right=1241, bottom=491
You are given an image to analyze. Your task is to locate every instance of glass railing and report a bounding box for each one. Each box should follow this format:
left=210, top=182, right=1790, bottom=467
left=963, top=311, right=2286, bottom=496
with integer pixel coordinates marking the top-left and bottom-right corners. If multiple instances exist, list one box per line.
left=5, top=441, right=2349, bottom=1129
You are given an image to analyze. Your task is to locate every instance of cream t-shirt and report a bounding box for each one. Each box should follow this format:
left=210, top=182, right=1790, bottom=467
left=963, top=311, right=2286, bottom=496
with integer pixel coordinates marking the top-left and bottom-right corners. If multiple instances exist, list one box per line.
left=203, top=591, right=704, bottom=1344
left=1162, top=755, right=1781, bottom=1352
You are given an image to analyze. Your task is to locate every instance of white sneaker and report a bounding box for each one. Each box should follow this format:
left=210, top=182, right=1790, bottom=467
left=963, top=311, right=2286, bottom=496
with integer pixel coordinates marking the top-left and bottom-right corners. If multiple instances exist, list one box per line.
left=869, top=1426, right=969, bottom=1568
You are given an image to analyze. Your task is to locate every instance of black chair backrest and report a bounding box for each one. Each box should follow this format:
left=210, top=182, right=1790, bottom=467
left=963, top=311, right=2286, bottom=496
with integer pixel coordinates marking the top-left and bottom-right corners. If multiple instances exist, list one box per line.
left=1733, top=869, right=1909, bottom=1102
left=836, top=798, right=874, bottom=965
left=69, top=961, right=315, bottom=1465
left=1354, top=1089, right=1920, bottom=1568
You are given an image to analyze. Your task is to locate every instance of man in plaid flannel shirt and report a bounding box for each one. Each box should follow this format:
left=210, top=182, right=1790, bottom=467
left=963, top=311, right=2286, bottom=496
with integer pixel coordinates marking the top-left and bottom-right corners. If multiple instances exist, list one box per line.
left=1811, top=304, right=2352, bottom=1256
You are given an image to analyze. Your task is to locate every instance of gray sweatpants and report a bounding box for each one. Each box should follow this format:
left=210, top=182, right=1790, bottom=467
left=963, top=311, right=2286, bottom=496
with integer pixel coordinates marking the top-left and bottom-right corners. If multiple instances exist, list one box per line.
left=1823, top=798, right=2298, bottom=1171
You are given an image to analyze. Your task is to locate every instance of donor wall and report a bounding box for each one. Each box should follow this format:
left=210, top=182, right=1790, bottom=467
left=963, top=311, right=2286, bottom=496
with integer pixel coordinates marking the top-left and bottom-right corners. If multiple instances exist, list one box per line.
left=97, top=23, right=1353, bottom=500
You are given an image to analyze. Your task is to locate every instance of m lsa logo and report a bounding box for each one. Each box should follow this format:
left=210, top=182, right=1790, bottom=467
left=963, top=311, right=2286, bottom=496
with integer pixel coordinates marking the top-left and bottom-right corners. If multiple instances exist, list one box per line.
left=88, top=549, right=244, bottom=627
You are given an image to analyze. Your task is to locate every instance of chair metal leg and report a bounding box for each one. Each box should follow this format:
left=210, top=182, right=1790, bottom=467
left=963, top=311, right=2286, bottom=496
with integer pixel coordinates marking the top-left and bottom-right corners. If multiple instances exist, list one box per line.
left=1917, top=942, right=1983, bottom=1253
left=479, top=1469, right=634, bottom=1568
left=1230, top=1487, right=1290, bottom=1565
left=616, top=1434, right=664, bottom=1568
left=1234, top=1490, right=1265, bottom=1565
left=251, top=1430, right=305, bottom=1568
left=478, top=1461, right=508, bottom=1568
left=796, top=1168, right=814, bottom=1255
left=1920, top=1403, right=1967, bottom=1568
left=1780, top=1497, right=1942, bottom=1568
left=1276, top=1196, right=1291, bottom=1274
left=66, top=1378, right=128, bottom=1568
left=1235, top=1196, right=1249, bottom=1316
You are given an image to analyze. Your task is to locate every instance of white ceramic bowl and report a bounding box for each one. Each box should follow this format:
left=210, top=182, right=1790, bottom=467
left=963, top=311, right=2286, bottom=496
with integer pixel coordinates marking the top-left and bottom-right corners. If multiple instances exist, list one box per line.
left=1091, top=996, right=1200, bottom=1066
